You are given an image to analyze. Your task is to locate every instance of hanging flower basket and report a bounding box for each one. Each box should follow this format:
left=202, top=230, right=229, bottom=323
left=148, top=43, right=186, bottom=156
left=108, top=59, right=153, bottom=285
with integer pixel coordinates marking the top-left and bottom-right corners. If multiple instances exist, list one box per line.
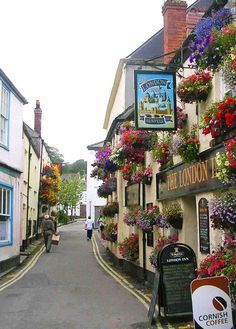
left=118, top=234, right=139, bottom=261
left=166, top=214, right=183, bottom=230
left=200, top=97, right=236, bottom=138
left=163, top=203, right=183, bottom=230
left=176, top=72, right=212, bottom=104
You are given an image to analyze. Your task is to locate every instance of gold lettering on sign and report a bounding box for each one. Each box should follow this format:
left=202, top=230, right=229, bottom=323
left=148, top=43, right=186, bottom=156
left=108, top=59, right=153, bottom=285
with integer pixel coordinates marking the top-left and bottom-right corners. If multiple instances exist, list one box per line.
left=211, top=157, right=217, bottom=178
left=167, top=172, right=178, bottom=191
left=166, top=159, right=212, bottom=191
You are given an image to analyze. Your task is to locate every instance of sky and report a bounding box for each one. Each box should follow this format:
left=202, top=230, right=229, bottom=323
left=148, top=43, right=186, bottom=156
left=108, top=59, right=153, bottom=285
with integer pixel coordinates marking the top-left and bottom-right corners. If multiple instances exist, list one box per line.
left=0, top=0, right=195, bottom=163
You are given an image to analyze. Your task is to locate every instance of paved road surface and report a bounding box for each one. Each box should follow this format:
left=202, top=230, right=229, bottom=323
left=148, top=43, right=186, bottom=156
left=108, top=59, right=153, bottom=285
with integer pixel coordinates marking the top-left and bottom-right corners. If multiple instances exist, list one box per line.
left=0, top=221, right=149, bottom=329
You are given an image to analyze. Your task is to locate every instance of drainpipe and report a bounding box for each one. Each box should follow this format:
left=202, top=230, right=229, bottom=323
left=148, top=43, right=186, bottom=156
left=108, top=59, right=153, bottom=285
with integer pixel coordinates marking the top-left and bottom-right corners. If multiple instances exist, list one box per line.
left=36, top=138, right=44, bottom=239
left=26, top=143, right=32, bottom=247
left=142, top=183, right=147, bottom=281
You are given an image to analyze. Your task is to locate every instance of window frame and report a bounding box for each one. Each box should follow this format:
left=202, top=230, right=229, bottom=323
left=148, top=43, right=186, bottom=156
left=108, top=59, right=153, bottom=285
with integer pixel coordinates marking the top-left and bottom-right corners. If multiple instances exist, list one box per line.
left=0, top=182, right=13, bottom=247
left=0, top=84, right=10, bottom=149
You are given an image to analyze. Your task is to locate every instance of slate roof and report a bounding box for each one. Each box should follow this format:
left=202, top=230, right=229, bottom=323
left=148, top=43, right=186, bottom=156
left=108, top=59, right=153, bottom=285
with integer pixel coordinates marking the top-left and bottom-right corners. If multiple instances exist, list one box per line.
left=105, top=105, right=134, bottom=142
left=23, top=122, right=41, bottom=157
left=0, top=69, right=28, bottom=105
left=127, top=0, right=212, bottom=61
left=87, top=141, right=105, bottom=151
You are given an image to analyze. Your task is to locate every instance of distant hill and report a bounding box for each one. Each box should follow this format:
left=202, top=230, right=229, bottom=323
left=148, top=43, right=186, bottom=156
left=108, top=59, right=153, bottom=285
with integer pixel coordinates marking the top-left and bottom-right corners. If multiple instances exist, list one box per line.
left=62, top=159, right=87, bottom=176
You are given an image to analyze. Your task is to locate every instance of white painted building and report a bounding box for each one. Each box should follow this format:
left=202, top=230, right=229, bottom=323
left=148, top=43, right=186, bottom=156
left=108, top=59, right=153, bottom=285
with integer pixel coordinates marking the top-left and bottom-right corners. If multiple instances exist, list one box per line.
left=87, top=141, right=106, bottom=228
left=0, top=69, right=28, bottom=273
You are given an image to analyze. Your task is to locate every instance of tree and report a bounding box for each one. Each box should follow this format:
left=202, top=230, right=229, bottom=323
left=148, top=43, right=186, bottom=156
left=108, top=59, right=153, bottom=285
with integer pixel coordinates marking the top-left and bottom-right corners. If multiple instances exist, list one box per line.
left=45, top=144, right=64, bottom=163
left=62, top=159, right=87, bottom=176
left=58, top=175, right=84, bottom=217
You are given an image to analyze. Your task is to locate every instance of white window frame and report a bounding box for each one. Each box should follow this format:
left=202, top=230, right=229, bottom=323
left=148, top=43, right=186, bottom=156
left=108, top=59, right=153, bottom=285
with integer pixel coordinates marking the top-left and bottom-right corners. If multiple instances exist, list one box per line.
left=0, top=85, right=10, bottom=148
left=0, top=183, right=12, bottom=246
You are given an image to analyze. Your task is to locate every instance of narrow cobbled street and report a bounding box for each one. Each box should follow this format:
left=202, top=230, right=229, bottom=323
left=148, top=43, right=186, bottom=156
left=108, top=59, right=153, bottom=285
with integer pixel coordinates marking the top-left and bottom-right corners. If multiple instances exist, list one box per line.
left=0, top=221, right=149, bottom=329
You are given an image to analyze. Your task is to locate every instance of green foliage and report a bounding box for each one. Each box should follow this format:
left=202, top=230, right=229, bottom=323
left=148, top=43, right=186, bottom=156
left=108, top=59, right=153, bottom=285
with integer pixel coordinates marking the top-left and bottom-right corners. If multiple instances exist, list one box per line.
left=56, top=210, right=69, bottom=224
left=62, top=159, right=87, bottom=176
left=58, top=177, right=84, bottom=209
left=102, top=202, right=119, bottom=217
left=45, top=144, right=64, bottom=163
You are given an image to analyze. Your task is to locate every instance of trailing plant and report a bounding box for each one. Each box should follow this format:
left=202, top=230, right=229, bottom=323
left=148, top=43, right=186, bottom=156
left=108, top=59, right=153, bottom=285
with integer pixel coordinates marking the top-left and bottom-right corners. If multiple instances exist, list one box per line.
left=177, top=106, right=187, bottom=129
left=189, top=8, right=232, bottom=69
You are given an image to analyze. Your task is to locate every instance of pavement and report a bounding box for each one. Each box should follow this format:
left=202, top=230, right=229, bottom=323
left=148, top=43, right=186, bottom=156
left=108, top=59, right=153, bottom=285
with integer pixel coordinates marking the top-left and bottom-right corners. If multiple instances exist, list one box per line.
left=0, top=220, right=194, bottom=329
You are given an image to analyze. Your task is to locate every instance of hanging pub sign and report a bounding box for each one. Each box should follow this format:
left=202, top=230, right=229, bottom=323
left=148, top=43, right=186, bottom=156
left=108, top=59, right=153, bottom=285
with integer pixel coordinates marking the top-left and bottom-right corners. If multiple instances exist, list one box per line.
left=134, top=70, right=177, bottom=130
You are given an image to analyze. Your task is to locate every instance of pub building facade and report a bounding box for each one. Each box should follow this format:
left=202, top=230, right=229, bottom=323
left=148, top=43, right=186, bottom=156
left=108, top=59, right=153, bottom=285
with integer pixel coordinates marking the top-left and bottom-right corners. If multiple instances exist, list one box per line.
left=95, top=0, right=235, bottom=289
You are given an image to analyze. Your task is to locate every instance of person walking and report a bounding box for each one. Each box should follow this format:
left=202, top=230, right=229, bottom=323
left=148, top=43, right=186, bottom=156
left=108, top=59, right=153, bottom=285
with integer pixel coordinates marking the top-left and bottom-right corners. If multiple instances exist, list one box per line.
left=85, top=216, right=94, bottom=241
left=42, top=214, right=55, bottom=252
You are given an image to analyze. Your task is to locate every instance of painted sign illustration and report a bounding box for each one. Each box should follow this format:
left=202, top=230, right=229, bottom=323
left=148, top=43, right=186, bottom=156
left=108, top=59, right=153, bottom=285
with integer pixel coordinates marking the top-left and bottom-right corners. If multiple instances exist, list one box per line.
left=134, top=71, right=176, bottom=130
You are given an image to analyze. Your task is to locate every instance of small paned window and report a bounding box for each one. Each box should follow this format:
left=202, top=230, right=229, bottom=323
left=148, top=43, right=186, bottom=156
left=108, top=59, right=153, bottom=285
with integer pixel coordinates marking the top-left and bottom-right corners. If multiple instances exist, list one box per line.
left=0, top=185, right=12, bottom=245
left=0, top=86, right=10, bottom=147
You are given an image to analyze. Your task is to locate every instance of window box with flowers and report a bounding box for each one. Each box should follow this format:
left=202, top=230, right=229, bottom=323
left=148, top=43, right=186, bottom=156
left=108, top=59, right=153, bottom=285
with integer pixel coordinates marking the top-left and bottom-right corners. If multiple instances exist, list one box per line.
left=118, top=233, right=139, bottom=261
left=163, top=202, right=183, bottom=230
left=102, top=222, right=118, bottom=243
left=200, top=97, right=236, bottom=138
left=176, top=72, right=212, bottom=104
left=149, top=235, right=178, bottom=269
left=172, top=125, right=200, bottom=163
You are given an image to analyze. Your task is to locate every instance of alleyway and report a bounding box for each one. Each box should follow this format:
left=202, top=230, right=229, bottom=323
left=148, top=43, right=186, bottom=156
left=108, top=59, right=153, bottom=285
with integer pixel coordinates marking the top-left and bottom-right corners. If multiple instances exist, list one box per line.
left=0, top=222, right=149, bottom=329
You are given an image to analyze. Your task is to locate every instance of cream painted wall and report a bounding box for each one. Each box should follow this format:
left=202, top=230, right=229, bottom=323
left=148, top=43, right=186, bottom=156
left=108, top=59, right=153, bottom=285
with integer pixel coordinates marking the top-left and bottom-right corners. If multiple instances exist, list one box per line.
left=21, top=133, right=41, bottom=241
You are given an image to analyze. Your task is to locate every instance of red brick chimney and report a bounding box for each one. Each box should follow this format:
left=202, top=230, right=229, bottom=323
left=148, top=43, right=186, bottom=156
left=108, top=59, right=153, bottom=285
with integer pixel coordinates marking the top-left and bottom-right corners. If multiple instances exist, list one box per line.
left=162, top=0, right=188, bottom=64
left=34, top=99, right=42, bottom=136
left=186, top=7, right=206, bottom=36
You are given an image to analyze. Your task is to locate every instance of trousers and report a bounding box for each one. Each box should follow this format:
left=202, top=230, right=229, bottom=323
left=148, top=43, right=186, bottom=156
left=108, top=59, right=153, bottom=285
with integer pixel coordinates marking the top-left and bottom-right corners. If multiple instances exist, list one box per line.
left=44, top=233, right=53, bottom=252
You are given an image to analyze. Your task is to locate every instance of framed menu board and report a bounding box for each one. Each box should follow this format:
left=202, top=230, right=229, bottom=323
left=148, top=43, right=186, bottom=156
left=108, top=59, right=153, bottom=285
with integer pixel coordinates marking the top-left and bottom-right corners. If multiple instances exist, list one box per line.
left=125, top=183, right=140, bottom=207
left=198, top=198, right=210, bottom=254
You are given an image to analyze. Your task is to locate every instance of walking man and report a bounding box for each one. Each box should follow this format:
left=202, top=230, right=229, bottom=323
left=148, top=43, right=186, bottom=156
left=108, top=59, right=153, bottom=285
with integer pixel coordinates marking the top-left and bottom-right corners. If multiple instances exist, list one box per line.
left=85, top=216, right=94, bottom=241
left=42, top=214, right=55, bottom=252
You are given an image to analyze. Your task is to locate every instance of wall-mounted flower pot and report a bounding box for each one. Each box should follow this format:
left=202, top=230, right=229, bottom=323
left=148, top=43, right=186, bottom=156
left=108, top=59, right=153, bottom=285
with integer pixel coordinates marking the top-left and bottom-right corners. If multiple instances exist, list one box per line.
left=167, top=215, right=183, bottom=230
left=143, top=176, right=152, bottom=185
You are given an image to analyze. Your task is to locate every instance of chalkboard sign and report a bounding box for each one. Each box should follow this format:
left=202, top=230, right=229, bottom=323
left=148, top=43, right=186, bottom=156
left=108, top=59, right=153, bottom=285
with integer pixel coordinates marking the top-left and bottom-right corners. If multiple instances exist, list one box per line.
left=159, top=243, right=197, bottom=317
left=148, top=243, right=197, bottom=323
left=198, top=198, right=210, bottom=253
